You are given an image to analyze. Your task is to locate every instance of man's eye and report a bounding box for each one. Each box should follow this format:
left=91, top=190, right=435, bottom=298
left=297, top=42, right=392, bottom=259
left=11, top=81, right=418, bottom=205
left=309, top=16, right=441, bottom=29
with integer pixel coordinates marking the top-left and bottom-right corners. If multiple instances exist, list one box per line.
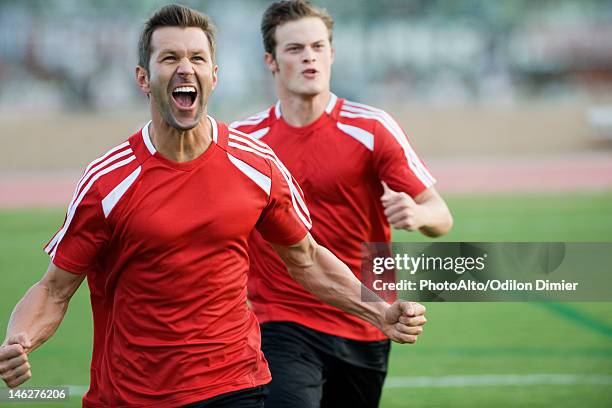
left=192, top=56, right=205, bottom=62
left=162, top=56, right=176, bottom=62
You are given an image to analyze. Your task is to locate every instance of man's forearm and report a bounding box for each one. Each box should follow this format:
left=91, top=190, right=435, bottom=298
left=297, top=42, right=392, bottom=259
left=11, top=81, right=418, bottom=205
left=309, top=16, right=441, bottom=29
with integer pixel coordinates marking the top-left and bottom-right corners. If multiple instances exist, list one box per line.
left=417, top=198, right=453, bottom=237
left=382, top=185, right=452, bottom=237
left=1, top=264, right=84, bottom=388
left=274, top=234, right=426, bottom=344
left=282, top=239, right=388, bottom=330
left=4, top=282, right=70, bottom=352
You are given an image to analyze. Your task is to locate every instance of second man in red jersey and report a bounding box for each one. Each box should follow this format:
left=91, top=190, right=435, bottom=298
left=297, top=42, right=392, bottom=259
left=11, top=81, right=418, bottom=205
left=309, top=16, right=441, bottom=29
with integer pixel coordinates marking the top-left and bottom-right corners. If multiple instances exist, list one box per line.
left=231, top=1, right=453, bottom=407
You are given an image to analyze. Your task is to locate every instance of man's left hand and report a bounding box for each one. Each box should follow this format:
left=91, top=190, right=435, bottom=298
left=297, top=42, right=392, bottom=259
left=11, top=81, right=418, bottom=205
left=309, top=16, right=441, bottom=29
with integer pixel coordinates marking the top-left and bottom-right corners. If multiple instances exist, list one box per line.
left=381, top=183, right=427, bottom=231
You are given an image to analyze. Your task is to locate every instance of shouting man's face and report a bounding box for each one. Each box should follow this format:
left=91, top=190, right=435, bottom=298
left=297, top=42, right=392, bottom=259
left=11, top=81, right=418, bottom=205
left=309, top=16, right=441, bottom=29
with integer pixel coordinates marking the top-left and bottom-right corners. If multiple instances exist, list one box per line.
left=138, top=26, right=218, bottom=130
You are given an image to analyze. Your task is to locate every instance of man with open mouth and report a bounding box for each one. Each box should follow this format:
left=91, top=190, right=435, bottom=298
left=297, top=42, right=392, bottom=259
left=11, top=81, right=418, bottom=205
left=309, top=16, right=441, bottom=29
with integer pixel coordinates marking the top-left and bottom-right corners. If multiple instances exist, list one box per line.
left=0, top=3, right=428, bottom=408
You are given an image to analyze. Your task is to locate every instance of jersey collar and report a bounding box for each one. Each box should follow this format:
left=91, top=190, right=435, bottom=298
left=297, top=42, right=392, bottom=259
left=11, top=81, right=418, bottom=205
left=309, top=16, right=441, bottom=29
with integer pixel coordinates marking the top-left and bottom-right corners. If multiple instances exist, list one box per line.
left=274, top=92, right=339, bottom=120
left=274, top=93, right=339, bottom=134
left=141, top=115, right=219, bottom=156
left=134, top=116, right=223, bottom=171
left=325, top=93, right=338, bottom=114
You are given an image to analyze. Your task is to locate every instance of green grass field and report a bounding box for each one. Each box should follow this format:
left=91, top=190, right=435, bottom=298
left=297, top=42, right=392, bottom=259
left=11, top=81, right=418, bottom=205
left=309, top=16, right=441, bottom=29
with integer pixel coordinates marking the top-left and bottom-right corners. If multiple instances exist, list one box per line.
left=1, top=192, right=611, bottom=407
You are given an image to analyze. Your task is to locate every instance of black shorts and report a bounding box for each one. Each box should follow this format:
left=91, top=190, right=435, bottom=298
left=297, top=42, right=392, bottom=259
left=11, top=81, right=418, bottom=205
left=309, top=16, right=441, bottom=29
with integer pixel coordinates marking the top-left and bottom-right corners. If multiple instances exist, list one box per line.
left=261, top=321, right=391, bottom=408
left=181, top=385, right=268, bottom=408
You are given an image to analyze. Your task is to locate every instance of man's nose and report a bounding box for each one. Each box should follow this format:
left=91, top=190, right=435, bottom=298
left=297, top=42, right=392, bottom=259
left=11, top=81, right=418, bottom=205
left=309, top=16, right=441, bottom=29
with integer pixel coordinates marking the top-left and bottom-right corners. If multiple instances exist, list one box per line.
left=302, top=47, right=316, bottom=63
left=177, top=57, right=195, bottom=75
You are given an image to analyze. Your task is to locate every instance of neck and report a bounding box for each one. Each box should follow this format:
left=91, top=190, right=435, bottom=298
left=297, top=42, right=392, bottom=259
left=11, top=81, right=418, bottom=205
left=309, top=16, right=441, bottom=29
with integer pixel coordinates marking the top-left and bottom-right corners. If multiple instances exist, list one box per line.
left=277, top=89, right=331, bottom=127
left=148, top=111, right=213, bottom=163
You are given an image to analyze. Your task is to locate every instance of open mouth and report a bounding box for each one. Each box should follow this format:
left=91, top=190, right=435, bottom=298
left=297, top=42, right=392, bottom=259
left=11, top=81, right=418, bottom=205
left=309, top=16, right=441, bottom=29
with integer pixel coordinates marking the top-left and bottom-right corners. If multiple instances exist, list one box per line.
left=171, top=86, right=197, bottom=109
left=302, top=69, right=318, bottom=75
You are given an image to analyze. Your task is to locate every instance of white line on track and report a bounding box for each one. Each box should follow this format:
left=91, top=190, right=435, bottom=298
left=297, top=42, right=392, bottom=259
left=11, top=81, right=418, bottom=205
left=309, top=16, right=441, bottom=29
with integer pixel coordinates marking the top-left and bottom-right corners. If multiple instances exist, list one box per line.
left=383, top=374, right=612, bottom=388
left=63, top=374, right=612, bottom=397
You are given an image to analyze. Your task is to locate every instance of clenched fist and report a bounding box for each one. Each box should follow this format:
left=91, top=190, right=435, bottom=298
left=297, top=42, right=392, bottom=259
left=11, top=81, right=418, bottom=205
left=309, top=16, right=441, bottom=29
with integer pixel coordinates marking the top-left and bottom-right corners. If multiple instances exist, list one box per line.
left=379, top=301, right=427, bottom=344
left=0, top=333, right=32, bottom=388
left=381, top=182, right=427, bottom=231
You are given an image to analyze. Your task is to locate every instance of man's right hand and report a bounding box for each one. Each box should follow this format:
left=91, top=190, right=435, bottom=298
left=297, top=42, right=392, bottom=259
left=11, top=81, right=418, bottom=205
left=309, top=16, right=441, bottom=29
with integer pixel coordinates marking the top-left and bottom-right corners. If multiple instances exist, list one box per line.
left=0, top=263, right=85, bottom=389
left=0, top=333, right=32, bottom=388
left=379, top=301, right=427, bottom=344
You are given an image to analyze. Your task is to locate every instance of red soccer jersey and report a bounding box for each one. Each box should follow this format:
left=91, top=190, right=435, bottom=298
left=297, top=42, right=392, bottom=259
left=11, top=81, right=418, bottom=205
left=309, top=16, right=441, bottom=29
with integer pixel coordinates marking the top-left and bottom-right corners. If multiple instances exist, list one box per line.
left=44, top=118, right=310, bottom=407
left=231, top=94, right=435, bottom=342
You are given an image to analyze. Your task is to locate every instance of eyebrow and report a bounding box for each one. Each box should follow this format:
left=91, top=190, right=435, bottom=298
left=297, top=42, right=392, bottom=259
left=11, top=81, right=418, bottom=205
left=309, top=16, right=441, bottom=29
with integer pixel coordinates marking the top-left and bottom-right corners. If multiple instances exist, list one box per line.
left=285, top=40, right=325, bottom=47
left=157, top=48, right=208, bottom=56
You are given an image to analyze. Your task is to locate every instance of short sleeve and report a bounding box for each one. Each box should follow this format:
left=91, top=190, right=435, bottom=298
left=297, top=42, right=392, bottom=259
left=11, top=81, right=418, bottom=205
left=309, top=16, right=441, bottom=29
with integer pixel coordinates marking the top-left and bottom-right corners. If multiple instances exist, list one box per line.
left=255, top=158, right=310, bottom=246
left=43, top=181, right=110, bottom=274
left=372, top=112, right=436, bottom=197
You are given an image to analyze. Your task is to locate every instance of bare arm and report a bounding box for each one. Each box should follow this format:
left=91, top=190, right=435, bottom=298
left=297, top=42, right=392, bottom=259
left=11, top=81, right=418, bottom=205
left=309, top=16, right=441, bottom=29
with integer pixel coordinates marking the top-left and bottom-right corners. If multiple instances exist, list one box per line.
left=272, top=234, right=426, bottom=344
left=381, top=184, right=453, bottom=237
left=0, top=262, right=85, bottom=387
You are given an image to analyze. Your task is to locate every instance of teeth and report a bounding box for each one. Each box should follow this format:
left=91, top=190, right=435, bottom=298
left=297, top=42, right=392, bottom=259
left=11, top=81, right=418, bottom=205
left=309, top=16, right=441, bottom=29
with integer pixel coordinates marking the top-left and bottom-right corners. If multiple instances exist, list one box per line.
left=174, top=86, right=196, bottom=93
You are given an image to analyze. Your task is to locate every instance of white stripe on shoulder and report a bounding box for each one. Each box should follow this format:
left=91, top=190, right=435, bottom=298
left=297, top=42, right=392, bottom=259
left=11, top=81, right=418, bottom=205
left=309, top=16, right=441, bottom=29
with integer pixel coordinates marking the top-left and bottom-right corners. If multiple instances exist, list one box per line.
left=230, top=128, right=271, bottom=148
left=227, top=152, right=271, bottom=195
left=343, top=100, right=381, bottom=113
left=228, top=133, right=273, bottom=157
left=228, top=140, right=311, bottom=229
left=82, top=141, right=131, bottom=181
left=75, top=149, right=133, bottom=200
left=244, top=127, right=270, bottom=139
left=45, top=143, right=133, bottom=252
left=227, top=133, right=311, bottom=229
left=228, top=137, right=311, bottom=222
left=336, top=122, right=374, bottom=151
left=340, top=104, right=436, bottom=186
left=102, top=166, right=142, bottom=217
left=47, top=155, right=137, bottom=258
left=229, top=108, right=270, bottom=128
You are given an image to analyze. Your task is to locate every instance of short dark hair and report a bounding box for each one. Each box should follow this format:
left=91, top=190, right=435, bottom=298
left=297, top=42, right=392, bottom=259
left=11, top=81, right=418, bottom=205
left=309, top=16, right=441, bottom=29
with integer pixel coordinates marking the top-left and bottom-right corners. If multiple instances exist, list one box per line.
left=261, top=0, right=334, bottom=57
left=138, top=4, right=216, bottom=71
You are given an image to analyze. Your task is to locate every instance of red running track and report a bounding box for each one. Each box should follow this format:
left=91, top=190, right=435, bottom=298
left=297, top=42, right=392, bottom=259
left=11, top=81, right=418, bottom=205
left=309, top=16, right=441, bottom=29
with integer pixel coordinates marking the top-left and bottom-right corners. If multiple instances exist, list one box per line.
left=1, top=153, right=611, bottom=208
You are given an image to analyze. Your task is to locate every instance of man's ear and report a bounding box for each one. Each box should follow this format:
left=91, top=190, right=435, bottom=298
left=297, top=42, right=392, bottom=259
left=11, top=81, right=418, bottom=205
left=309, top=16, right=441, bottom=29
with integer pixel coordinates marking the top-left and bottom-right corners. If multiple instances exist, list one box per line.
left=211, top=64, right=219, bottom=91
left=264, top=52, right=278, bottom=74
left=135, top=65, right=150, bottom=94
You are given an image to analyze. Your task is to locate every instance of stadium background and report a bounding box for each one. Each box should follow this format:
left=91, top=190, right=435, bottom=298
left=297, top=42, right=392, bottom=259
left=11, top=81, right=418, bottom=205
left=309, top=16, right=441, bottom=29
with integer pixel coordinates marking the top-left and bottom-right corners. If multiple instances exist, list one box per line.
left=0, top=0, right=611, bottom=406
